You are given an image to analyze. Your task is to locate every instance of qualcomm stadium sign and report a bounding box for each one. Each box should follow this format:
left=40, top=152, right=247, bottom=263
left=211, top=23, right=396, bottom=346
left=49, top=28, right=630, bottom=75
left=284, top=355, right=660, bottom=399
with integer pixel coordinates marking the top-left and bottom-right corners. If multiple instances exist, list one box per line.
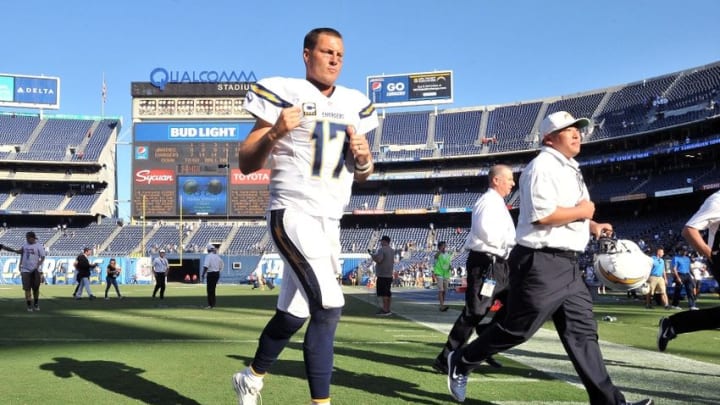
left=149, top=67, right=257, bottom=90
left=0, top=73, right=60, bottom=109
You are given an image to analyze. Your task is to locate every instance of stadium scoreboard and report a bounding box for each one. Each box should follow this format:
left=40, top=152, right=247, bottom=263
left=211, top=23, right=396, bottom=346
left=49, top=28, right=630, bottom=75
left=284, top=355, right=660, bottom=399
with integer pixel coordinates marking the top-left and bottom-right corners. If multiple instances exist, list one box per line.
left=131, top=82, right=253, bottom=121
left=131, top=82, right=268, bottom=219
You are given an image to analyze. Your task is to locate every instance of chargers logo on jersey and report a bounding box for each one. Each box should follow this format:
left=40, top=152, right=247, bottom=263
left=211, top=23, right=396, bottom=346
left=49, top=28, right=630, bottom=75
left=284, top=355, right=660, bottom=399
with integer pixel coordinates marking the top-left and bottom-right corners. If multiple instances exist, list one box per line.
left=250, top=83, right=293, bottom=108
left=359, top=102, right=375, bottom=119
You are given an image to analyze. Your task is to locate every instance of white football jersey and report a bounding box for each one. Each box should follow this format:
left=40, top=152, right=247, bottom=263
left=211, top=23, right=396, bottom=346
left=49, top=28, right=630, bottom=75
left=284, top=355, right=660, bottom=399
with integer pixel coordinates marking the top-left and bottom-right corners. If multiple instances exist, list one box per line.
left=244, top=77, right=378, bottom=219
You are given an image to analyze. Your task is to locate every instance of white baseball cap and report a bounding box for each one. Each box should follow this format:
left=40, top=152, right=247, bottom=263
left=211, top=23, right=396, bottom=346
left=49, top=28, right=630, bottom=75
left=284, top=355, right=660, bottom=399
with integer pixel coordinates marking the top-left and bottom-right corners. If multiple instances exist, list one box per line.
left=540, top=111, right=592, bottom=138
left=206, top=244, right=216, bottom=251
left=159, top=249, right=166, bottom=253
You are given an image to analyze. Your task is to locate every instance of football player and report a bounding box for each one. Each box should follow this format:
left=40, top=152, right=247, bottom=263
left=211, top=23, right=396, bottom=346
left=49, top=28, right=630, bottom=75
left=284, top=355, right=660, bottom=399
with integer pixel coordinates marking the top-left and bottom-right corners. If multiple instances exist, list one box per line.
left=232, top=27, right=377, bottom=405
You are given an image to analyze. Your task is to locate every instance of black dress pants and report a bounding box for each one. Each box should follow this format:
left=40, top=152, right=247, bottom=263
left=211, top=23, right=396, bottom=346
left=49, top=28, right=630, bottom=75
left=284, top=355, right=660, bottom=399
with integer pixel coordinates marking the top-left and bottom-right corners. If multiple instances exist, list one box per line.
left=460, top=245, right=625, bottom=405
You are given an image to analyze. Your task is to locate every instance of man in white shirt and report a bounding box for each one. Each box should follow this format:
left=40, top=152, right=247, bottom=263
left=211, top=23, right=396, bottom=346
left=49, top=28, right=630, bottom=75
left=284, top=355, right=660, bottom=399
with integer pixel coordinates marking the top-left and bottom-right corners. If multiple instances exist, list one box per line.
left=447, top=111, right=652, bottom=405
left=433, top=164, right=515, bottom=373
left=202, top=244, right=224, bottom=309
left=152, top=249, right=169, bottom=299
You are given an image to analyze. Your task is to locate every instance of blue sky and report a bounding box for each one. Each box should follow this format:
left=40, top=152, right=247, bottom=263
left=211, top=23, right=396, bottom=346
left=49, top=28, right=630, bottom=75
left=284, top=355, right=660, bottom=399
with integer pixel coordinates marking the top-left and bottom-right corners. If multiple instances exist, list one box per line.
left=2, top=0, right=719, bottom=220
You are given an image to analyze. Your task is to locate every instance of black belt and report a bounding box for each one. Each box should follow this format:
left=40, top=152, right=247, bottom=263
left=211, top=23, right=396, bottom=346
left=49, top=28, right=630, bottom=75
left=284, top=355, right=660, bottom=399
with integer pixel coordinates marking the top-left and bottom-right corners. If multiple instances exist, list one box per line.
left=536, top=246, right=579, bottom=260
left=470, top=250, right=505, bottom=263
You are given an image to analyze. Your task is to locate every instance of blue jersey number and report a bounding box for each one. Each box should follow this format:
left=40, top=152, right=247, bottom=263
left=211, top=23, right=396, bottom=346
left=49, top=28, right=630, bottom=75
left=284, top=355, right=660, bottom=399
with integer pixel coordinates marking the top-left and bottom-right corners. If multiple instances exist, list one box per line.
left=310, top=121, right=349, bottom=178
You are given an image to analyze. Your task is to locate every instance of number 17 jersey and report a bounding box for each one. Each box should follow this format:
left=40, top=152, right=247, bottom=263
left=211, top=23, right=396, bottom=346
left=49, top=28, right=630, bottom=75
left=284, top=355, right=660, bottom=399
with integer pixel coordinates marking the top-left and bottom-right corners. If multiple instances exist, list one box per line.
left=244, top=77, right=378, bottom=219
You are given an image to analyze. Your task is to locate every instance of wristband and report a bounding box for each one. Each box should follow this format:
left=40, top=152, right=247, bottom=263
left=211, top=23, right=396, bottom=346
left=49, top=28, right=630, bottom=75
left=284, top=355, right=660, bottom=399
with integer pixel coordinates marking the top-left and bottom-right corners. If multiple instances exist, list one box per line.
left=354, top=160, right=373, bottom=174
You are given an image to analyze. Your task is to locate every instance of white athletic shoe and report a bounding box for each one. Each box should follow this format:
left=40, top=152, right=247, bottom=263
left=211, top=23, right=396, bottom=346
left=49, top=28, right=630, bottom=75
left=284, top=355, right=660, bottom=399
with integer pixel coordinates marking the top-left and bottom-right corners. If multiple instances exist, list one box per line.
left=232, top=367, right=263, bottom=405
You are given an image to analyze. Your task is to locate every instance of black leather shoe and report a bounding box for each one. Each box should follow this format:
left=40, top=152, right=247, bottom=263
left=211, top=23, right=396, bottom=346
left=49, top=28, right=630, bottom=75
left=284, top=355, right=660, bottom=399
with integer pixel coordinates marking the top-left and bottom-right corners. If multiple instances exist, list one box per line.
left=657, top=317, right=675, bottom=352
left=485, top=355, right=502, bottom=368
left=623, top=399, right=653, bottom=405
left=432, top=355, right=448, bottom=374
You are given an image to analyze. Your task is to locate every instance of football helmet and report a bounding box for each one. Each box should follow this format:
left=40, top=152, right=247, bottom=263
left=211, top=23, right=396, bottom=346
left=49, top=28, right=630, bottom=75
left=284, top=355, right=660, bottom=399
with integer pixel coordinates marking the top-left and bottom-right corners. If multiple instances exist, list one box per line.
left=594, top=236, right=652, bottom=291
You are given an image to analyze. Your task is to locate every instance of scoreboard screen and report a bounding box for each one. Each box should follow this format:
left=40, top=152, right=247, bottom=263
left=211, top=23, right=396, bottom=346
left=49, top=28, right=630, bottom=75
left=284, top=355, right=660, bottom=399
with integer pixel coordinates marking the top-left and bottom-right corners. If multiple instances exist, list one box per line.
left=131, top=81, right=251, bottom=97
left=132, top=121, right=269, bottom=218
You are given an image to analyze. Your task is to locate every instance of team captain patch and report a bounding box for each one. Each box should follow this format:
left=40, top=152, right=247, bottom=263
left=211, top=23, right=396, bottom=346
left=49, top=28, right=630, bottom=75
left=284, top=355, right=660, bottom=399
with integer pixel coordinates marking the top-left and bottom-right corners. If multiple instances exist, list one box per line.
left=302, top=102, right=317, bottom=116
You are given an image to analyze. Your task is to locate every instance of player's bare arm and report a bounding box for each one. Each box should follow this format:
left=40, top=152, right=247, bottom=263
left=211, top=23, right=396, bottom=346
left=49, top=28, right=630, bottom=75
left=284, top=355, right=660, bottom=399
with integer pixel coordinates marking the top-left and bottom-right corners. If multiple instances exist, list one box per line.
left=682, top=225, right=712, bottom=259
left=0, top=244, right=22, bottom=254
left=238, top=106, right=303, bottom=174
left=347, top=125, right=373, bottom=182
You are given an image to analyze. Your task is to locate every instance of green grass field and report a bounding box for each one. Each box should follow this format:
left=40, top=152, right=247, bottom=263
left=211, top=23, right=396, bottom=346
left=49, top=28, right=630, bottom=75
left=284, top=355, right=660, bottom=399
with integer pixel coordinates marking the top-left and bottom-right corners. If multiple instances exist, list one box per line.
left=0, top=283, right=718, bottom=404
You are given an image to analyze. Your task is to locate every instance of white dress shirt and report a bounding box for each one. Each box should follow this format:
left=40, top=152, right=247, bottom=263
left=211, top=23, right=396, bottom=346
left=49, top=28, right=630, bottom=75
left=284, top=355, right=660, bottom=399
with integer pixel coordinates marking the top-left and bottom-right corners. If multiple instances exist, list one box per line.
left=203, top=252, right=224, bottom=272
left=464, top=188, right=516, bottom=259
left=515, top=146, right=590, bottom=252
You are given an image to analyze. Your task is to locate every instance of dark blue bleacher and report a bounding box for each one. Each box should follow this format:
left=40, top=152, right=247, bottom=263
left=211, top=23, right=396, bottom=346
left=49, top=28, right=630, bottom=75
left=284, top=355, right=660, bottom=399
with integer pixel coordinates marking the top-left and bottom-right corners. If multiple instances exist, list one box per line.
left=383, top=148, right=433, bottom=161
left=17, top=118, right=93, bottom=161
left=0, top=192, right=11, bottom=207
left=186, top=223, right=233, bottom=253
left=378, top=227, right=430, bottom=252
left=49, top=221, right=118, bottom=256
left=636, top=166, right=715, bottom=195
left=78, top=119, right=118, bottom=161
left=545, top=92, right=605, bottom=122
left=0, top=227, right=58, bottom=256
left=0, top=115, right=40, bottom=145
left=384, top=191, right=435, bottom=211
left=434, top=226, right=468, bottom=252
left=439, top=188, right=481, bottom=209
left=366, top=128, right=377, bottom=151
left=588, top=175, right=647, bottom=202
left=592, top=74, right=678, bottom=139
left=146, top=225, right=183, bottom=254
left=347, top=192, right=380, bottom=211
left=664, top=65, right=720, bottom=110
left=435, top=110, right=482, bottom=157
left=440, top=144, right=483, bottom=156
left=103, top=225, right=144, bottom=255
left=379, top=111, right=429, bottom=145
left=64, top=193, right=101, bottom=213
left=486, top=102, right=542, bottom=153
left=7, top=192, right=65, bottom=212
left=227, top=225, right=267, bottom=254
left=339, top=227, right=373, bottom=253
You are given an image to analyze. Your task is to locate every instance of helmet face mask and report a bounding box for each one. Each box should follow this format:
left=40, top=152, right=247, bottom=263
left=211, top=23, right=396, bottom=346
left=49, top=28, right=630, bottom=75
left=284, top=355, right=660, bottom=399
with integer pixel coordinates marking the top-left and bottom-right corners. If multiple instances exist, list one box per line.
left=597, top=236, right=617, bottom=254
left=594, top=237, right=653, bottom=291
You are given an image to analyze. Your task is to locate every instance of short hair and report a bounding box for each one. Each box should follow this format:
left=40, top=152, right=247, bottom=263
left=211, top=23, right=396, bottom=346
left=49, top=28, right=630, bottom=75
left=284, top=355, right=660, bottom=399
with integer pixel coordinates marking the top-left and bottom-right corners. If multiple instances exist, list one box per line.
left=438, top=241, right=447, bottom=248
left=304, top=27, right=342, bottom=50
left=487, top=164, right=511, bottom=183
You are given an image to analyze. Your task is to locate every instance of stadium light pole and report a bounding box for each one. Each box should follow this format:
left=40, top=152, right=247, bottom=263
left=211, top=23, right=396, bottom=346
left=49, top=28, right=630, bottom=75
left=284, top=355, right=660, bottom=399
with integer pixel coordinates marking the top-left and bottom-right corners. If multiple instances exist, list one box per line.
left=114, top=140, right=132, bottom=224
left=218, top=146, right=230, bottom=274
left=142, top=194, right=147, bottom=257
